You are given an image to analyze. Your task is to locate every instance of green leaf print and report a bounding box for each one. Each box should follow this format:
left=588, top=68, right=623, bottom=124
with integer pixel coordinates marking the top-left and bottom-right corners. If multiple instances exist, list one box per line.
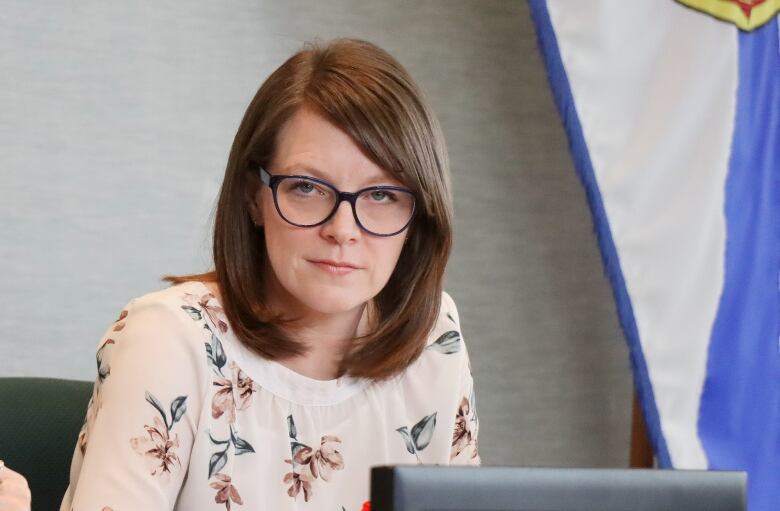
left=204, top=333, right=227, bottom=375
left=207, top=430, right=230, bottom=446
left=170, top=395, right=187, bottom=425
left=145, top=391, right=169, bottom=430
left=181, top=305, right=203, bottom=321
left=410, top=413, right=437, bottom=451
left=287, top=414, right=298, bottom=440
left=395, top=426, right=416, bottom=455
left=208, top=447, right=229, bottom=479
left=396, top=412, right=438, bottom=462
left=426, top=331, right=462, bottom=354
left=96, top=339, right=115, bottom=382
left=207, top=426, right=257, bottom=480
left=230, top=426, right=256, bottom=455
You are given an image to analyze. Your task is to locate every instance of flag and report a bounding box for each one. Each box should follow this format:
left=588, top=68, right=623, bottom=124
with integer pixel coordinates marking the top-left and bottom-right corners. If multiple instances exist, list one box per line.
left=528, top=1, right=779, bottom=509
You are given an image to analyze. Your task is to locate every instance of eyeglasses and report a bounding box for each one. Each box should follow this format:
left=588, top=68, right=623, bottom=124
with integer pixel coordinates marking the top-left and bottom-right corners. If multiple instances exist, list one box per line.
left=259, top=167, right=416, bottom=237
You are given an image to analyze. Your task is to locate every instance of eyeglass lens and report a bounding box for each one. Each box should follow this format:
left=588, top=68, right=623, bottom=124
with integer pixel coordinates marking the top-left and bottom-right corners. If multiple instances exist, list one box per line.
left=275, top=177, right=414, bottom=235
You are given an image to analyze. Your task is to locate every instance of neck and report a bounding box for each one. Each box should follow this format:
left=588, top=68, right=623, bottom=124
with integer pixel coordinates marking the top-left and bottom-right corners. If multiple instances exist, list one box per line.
left=280, top=309, right=366, bottom=380
left=204, top=278, right=371, bottom=381
left=263, top=273, right=371, bottom=381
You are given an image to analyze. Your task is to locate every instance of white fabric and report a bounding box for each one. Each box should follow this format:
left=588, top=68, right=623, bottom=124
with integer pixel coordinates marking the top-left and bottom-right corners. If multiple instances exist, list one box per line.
left=61, top=282, right=479, bottom=511
left=546, top=0, right=738, bottom=467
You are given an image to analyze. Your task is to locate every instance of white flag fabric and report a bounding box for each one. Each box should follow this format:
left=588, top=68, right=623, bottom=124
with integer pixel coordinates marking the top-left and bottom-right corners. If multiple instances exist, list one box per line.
left=528, top=1, right=779, bottom=509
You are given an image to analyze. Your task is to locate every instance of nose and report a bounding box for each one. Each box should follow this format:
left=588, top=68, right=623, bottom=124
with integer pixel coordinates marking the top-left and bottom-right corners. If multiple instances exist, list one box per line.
left=320, top=199, right=361, bottom=244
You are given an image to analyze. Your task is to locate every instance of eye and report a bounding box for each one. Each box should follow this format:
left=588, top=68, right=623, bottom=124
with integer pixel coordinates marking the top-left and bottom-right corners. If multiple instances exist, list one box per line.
left=368, top=190, right=397, bottom=202
left=294, top=181, right=315, bottom=194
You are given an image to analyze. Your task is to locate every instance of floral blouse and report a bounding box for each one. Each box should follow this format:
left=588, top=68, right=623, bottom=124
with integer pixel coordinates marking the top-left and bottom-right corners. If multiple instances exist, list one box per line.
left=60, top=281, right=480, bottom=511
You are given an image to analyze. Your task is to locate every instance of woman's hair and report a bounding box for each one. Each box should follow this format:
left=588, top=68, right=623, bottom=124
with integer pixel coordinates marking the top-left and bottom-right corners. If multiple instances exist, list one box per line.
left=168, top=38, right=453, bottom=380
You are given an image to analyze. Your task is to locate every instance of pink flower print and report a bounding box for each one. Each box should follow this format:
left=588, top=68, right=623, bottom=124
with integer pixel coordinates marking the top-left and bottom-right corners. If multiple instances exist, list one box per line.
left=210, top=473, right=244, bottom=510
left=233, top=363, right=255, bottom=406
left=211, top=362, right=256, bottom=423
left=283, top=415, right=344, bottom=500
left=283, top=468, right=313, bottom=502
left=77, top=427, right=87, bottom=455
left=201, top=294, right=228, bottom=333
left=130, top=416, right=181, bottom=478
left=77, top=393, right=101, bottom=455
left=184, top=292, right=228, bottom=333
left=211, top=376, right=235, bottom=422
left=300, top=436, right=345, bottom=481
left=113, top=310, right=128, bottom=331
left=451, top=397, right=478, bottom=460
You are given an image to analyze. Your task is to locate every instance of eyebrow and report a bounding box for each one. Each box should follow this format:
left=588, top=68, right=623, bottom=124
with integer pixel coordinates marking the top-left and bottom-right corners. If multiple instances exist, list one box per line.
left=279, top=163, right=328, bottom=179
left=278, top=163, right=403, bottom=187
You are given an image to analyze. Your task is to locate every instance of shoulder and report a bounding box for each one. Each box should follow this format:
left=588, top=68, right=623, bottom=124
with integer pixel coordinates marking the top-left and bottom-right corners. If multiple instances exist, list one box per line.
left=394, top=290, right=469, bottom=386
left=439, top=291, right=460, bottom=330
left=126, top=281, right=207, bottom=312
left=423, top=290, right=465, bottom=352
left=121, top=281, right=219, bottom=326
left=98, top=281, right=218, bottom=360
left=88, top=282, right=218, bottom=410
left=391, top=291, right=473, bottom=421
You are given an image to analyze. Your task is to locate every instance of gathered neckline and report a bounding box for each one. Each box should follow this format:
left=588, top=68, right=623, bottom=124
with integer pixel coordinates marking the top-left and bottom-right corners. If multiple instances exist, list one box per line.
left=189, top=280, right=371, bottom=406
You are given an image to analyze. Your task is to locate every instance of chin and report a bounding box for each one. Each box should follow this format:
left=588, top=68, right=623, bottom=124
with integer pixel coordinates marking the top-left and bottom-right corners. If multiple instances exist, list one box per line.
left=297, top=289, right=370, bottom=315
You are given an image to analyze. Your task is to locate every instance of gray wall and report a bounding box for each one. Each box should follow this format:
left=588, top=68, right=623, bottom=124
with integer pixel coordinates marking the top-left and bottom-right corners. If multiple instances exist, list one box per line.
left=0, top=1, right=632, bottom=467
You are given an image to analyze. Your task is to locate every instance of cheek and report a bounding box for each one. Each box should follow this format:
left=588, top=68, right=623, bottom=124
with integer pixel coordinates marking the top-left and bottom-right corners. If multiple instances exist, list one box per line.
left=260, top=199, right=305, bottom=276
left=369, top=237, right=406, bottom=285
left=259, top=188, right=277, bottom=225
left=263, top=225, right=305, bottom=273
left=260, top=193, right=297, bottom=249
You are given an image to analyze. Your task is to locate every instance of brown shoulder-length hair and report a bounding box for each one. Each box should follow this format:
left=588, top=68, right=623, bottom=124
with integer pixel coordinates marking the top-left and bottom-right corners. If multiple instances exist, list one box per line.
left=168, top=38, right=453, bottom=381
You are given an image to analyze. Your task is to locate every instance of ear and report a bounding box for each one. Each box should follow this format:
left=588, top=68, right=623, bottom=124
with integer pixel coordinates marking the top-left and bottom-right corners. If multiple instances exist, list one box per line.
left=245, top=172, right=264, bottom=227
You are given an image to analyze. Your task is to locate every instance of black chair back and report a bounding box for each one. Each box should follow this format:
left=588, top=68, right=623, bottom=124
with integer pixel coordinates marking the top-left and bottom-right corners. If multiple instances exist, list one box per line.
left=0, top=377, right=92, bottom=511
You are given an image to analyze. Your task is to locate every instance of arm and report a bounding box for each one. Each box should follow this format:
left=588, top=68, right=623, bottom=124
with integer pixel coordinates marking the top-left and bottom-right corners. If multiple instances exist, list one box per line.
left=62, top=297, right=207, bottom=510
left=0, top=464, right=31, bottom=511
left=442, top=293, right=481, bottom=466
left=449, top=348, right=481, bottom=466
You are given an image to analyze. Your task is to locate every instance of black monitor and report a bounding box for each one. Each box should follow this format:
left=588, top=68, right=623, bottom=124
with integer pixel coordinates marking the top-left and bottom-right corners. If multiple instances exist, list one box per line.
left=370, top=466, right=745, bottom=511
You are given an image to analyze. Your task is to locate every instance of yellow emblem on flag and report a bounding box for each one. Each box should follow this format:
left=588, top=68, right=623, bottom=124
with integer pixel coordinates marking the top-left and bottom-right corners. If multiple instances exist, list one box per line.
left=676, top=0, right=780, bottom=30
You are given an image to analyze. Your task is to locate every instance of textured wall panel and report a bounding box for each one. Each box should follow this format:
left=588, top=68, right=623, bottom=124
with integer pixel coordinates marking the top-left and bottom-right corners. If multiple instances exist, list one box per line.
left=0, top=0, right=631, bottom=466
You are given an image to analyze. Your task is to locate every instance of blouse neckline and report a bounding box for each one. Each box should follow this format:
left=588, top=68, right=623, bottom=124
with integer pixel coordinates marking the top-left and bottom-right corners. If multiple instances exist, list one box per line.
left=190, top=280, right=371, bottom=407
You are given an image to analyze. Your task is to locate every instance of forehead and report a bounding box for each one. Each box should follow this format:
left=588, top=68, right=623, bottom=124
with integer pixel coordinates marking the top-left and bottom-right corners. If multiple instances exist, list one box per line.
left=271, top=107, right=401, bottom=186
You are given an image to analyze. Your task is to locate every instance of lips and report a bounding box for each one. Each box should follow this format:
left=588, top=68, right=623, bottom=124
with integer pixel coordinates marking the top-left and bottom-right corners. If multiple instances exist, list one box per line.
left=308, top=259, right=362, bottom=275
left=309, top=259, right=361, bottom=269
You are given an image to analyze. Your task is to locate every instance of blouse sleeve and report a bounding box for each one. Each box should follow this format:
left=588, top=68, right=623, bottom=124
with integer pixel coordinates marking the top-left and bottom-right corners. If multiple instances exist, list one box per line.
left=61, top=296, right=207, bottom=511
left=444, top=292, right=482, bottom=466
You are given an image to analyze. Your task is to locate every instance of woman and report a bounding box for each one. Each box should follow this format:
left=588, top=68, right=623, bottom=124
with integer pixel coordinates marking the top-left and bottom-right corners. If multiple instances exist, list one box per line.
left=0, top=461, right=31, bottom=511
left=61, top=38, right=479, bottom=511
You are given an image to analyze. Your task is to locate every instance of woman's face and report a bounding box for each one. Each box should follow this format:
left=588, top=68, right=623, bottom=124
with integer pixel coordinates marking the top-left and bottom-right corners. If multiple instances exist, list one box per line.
left=250, top=107, right=408, bottom=319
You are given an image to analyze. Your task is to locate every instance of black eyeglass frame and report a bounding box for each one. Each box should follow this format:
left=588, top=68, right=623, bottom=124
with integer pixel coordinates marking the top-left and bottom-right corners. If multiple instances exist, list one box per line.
left=259, top=167, right=416, bottom=237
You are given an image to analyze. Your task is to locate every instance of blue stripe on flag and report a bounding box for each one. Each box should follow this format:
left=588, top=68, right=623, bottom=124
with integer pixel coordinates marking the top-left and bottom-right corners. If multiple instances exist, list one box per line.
left=527, top=0, right=672, bottom=467
left=697, top=16, right=780, bottom=511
